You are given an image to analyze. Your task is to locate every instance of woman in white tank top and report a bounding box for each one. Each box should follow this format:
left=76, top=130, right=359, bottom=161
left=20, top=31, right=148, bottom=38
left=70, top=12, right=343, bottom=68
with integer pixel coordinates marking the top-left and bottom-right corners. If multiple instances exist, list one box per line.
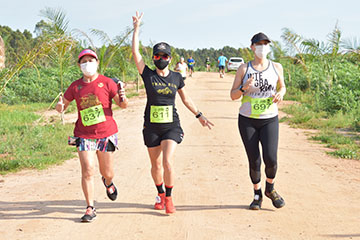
left=230, top=32, right=287, bottom=210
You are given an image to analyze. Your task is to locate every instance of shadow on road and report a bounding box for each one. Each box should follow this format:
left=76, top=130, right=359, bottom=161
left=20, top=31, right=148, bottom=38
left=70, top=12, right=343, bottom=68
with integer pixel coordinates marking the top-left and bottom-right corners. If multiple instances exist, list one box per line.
left=0, top=200, right=270, bottom=222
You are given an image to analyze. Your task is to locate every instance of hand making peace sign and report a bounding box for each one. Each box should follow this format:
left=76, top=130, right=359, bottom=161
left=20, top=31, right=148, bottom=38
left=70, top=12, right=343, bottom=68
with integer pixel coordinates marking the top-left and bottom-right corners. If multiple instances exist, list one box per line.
left=132, top=11, right=143, bottom=29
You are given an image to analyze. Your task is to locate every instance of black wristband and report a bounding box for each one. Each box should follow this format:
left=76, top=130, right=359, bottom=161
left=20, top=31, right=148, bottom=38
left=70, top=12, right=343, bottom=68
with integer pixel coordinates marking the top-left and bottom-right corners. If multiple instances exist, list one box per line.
left=195, top=112, right=202, bottom=118
left=239, top=85, right=245, bottom=93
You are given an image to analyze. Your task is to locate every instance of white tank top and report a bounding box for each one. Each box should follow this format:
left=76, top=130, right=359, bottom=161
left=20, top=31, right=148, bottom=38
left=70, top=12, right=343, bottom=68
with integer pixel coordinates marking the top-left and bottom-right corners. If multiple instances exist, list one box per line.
left=239, top=60, right=279, bottom=119
left=178, top=62, right=187, bottom=77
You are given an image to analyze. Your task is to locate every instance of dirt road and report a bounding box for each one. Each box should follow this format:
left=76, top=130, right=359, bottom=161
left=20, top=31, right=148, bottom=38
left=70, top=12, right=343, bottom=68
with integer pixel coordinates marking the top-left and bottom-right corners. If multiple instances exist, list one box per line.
left=0, top=72, right=359, bottom=240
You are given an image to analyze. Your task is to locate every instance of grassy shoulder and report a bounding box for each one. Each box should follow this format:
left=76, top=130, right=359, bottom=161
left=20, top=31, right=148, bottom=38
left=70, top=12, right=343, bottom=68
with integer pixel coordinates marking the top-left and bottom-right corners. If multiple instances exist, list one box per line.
left=281, top=90, right=360, bottom=160
left=0, top=103, right=77, bottom=175
left=0, top=86, right=143, bottom=175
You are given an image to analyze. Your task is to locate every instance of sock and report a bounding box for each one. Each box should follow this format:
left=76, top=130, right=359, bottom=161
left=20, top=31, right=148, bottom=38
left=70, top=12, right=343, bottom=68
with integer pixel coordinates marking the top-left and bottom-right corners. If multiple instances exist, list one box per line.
left=254, top=188, right=262, bottom=198
left=156, top=183, right=164, bottom=194
left=265, top=182, right=274, bottom=193
left=165, top=185, right=173, bottom=197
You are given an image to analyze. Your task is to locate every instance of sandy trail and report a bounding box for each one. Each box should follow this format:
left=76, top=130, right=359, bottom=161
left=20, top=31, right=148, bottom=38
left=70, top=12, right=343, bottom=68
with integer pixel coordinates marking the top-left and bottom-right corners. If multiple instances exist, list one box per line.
left=0, top=72, right=359, bottom=240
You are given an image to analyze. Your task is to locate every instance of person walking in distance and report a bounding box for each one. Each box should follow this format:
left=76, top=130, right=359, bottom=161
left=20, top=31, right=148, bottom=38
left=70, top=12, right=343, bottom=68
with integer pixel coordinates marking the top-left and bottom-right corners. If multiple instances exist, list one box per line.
left=132, top=11, right=214, bottom=214
left=205, top=57, right=211, bottom=72
left=55, top=49, right=128, bottom=222
left=175, top=57, right=188, bottom=81
left=187, top=56, right=195, bottom=77
left=218, top=53, right=228, bottom=78
left=230, top=32, right=286, bottom=210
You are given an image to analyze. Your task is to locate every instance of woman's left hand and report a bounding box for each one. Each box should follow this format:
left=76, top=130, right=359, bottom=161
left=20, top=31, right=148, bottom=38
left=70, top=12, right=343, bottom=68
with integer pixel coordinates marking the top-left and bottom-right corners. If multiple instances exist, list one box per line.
left=198, top=115, right=214, bottom=129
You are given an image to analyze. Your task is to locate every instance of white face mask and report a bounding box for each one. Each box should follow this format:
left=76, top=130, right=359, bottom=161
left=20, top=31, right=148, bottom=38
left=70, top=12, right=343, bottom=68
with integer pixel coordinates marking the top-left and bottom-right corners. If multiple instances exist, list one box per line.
left=80, top=61, right=98, bottom=77
left=254, top=44, right=271, bottom=59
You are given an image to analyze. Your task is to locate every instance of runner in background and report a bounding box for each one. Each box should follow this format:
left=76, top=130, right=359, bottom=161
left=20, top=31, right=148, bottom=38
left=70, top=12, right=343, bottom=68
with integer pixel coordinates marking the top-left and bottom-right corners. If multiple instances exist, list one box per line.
left=132, top=11, right=214, bottom=214
left=187, top=56, right=195, bottom=77
left=230, top=32, right=286, bottom=210
left=175, top=57, right=188, bottom=80
left=218, top=53, right=228, bottom=78
left=55, top=49, right=128, bottom=222
left=205, top=57, right=211, bottom=72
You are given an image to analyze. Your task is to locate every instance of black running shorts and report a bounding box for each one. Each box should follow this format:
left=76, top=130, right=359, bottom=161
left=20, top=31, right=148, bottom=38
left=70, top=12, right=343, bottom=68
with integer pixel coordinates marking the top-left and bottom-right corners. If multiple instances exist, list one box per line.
left=142, top=125, right=184, bottom=147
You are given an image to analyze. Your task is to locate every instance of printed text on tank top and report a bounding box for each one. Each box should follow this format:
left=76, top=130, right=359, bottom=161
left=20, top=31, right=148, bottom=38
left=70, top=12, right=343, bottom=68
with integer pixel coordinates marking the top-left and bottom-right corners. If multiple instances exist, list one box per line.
left=239, top=60, right=279, bottom=119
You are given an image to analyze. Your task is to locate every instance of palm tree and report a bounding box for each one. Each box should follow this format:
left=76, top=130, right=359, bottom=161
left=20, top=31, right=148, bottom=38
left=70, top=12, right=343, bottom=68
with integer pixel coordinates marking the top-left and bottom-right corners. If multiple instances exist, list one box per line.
left=301, top=23, right=343, bottom=87
left=0, top=37, right=69, bottom=97
left=39, top=7, right=69, bottom=36
left=281, top=28, right=311, bottom=89
left=74, top=27, right=134, bottom=81
left=341, top=37, right=360, bottom=62
left=38, top=7, right=76, bottom=124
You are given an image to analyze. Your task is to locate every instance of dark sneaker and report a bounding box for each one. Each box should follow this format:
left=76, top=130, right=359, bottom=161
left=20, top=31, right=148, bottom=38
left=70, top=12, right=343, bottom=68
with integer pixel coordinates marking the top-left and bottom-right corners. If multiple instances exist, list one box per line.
left=102, top=176, right=117, bottom=201
left=249, top=195, right=263, bottom=210
left=81, top=207, right=96, bottom=222
left=265, top=190, right=285, bottom=208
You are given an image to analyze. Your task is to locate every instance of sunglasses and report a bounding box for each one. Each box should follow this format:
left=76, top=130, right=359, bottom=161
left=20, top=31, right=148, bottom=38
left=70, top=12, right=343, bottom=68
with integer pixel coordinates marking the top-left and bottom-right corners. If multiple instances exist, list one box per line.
left=153, top=54, right=170, bottom=61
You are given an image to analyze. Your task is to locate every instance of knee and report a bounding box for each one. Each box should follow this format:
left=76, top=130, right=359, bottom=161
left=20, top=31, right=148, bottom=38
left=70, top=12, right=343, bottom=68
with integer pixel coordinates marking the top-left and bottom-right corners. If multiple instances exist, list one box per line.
left=265, top=165, right=277, bottom=179
left=102, top=170, right=114, bottom=180
left=163, top=160, right=173, bottom=173
left=82, top=166, right=95, bottom=180
left=151, top=162, right=162, bottom=172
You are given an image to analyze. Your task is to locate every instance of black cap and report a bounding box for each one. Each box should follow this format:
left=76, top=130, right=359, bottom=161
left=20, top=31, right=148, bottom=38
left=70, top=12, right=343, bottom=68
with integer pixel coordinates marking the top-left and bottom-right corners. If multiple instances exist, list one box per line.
left=251, top=32, right=271, bottom=45
left=153, top=42, right=171, bottom=56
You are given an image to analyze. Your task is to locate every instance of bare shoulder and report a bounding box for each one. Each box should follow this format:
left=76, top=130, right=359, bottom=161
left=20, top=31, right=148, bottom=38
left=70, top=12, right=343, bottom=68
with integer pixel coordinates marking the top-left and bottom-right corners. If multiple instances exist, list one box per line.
left=272, top=61, right=283, bottom=72
left=237, top=62, right=248, bottom=73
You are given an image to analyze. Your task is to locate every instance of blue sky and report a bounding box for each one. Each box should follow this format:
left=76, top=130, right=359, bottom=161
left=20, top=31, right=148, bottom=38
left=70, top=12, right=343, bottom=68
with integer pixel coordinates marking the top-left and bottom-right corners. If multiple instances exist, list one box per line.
left=1, top=0, right=359, bottom=50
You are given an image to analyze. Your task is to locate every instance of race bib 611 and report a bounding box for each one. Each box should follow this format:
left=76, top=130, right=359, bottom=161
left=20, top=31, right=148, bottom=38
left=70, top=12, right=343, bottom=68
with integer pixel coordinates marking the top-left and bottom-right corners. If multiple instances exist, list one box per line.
left=150, top=105, right=173, bottom=123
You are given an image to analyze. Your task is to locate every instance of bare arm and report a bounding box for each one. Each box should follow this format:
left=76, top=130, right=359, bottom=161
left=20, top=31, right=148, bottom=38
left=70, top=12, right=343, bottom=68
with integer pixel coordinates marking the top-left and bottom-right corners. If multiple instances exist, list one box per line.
left=230, top=63, right=253, bottom=100
left=178, top=87, right=214, bottom=129
left=132, top=11, right=145, bottom=75
left=273, top=62, right=286, bottom=103
left=113, top=94, right=128, bottom=108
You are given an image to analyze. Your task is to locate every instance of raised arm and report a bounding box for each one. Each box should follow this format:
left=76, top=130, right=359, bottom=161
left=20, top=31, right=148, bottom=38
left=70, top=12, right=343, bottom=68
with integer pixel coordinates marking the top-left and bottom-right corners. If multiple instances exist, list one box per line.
left=132, top=11, right=145, bottom=75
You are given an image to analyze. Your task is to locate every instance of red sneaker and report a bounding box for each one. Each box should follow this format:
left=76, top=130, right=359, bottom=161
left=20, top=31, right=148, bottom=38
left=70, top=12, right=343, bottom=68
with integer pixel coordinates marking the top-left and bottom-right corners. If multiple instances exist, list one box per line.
left=165, top=196, right=176, bottom=214
left=154, top=193, right=165, bottom=210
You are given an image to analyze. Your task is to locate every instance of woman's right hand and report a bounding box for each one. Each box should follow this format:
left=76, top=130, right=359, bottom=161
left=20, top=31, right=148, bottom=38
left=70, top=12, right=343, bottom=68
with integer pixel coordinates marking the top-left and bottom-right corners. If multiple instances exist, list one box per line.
left=243, top=75, right=255, bottom=92
left=132, top=11, right=143, bottom=29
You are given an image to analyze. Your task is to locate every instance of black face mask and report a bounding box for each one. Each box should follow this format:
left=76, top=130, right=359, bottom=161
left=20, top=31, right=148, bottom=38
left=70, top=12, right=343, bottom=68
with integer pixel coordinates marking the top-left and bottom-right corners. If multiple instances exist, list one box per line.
left=154, top=59, right=169, bottom=70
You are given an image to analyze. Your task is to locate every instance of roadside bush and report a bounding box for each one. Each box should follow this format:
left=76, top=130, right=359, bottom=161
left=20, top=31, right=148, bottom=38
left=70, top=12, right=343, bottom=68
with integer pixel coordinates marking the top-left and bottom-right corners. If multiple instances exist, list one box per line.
left=1, top=66, right=80, bottom=104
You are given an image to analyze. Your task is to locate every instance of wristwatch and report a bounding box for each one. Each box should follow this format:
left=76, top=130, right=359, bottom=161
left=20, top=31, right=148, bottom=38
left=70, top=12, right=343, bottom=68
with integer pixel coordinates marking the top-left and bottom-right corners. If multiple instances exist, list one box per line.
left=239, top=85, right=245, bottom=93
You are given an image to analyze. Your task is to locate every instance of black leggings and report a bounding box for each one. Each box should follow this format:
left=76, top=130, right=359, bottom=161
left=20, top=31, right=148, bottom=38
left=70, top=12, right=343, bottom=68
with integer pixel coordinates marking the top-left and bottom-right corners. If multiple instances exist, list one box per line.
left=238, top=115, right=279, bottom=184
